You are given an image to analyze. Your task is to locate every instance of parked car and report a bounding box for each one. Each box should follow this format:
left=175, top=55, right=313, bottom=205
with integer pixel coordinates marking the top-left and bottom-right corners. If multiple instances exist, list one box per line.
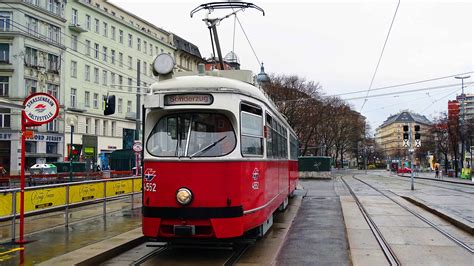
left=397, top=167, right=412, bottom=174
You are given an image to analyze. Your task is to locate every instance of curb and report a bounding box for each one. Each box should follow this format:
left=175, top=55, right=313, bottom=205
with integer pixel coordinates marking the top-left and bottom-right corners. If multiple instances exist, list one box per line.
left=401, top=196, right=474, bottom=235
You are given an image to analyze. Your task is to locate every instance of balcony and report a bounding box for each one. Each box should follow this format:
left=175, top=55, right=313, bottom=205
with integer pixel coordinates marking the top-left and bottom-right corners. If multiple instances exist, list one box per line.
left=67, top=101, right=88, bottom=113
left=68, top=23, right=88, bottom=33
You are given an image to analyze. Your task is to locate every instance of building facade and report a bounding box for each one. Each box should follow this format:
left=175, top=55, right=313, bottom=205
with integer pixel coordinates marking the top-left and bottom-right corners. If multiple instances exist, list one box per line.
left=0, top=0, right=203, bottom=174
left=375, top=111, right=432, bottom=161
left=0, top=0, right=67, bottom=175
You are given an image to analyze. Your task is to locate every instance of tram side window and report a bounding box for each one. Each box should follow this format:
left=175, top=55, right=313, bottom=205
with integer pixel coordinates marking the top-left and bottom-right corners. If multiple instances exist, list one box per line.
left=265, top=113, right=273, bottom=158
left=290, top=134, right=298, bottom=160
left=241, top=103, right=263, bottom=156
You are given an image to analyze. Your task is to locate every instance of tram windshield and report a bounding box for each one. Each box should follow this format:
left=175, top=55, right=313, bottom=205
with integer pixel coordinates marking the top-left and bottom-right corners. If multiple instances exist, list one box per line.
left=147, top=113, right=236, bottom=157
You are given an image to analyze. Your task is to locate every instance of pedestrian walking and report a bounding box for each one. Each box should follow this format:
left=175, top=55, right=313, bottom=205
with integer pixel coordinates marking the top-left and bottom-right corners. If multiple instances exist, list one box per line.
left=435, top=164, right=439, bottom=179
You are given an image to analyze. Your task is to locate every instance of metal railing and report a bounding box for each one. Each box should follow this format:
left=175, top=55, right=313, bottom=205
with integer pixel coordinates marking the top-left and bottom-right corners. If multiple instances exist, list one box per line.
left=0, top=176, right=142, bottom=241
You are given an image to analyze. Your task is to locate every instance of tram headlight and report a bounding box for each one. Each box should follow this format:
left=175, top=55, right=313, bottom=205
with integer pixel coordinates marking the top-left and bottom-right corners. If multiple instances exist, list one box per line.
left=176, top=188, right=192, bottom=205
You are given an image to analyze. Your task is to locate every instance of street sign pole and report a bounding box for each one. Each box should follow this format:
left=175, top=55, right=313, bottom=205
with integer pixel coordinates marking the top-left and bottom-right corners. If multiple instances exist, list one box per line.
left=18, top=111, right=26, bottom=244
left=410, top=126, right=414, bottom=191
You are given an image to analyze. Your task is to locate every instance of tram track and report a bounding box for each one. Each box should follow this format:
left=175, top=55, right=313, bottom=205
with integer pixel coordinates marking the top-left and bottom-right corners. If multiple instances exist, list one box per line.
left=340, top=176, right=401, bottom=266
left=350, top=175, right=474, bottom=254
left=392, top=174, right=474, bottom=195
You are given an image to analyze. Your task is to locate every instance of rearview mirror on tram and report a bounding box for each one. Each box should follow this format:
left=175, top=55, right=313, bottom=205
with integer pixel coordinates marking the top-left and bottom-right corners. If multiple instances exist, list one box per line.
left=103, top=95, right=116, bottom=115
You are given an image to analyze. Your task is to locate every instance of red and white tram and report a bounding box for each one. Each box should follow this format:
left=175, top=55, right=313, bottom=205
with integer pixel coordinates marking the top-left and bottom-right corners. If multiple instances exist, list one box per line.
left=141, top=56, right=298, bottom=240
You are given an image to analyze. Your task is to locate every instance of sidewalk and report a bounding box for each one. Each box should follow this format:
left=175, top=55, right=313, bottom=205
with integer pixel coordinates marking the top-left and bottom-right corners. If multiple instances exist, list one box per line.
left=398, top=171, right=474, bottom=185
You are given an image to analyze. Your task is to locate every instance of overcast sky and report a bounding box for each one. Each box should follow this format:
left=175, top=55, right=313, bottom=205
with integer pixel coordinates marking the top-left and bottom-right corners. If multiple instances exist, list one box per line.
left=111, top=0, right=473, bottom=131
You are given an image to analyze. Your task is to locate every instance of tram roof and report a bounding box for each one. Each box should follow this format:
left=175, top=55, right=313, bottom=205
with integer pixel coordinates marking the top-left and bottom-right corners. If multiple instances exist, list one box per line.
left=150, top=74, right=272, bottom=108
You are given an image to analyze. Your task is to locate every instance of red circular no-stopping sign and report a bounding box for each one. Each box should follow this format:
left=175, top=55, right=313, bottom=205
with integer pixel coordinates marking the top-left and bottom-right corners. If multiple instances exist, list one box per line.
left=23, top=93, right=59, bottom=126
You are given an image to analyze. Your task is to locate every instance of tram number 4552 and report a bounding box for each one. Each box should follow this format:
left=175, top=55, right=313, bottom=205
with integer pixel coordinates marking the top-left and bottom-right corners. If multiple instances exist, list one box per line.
left=145, top=183, right=156, bottom=192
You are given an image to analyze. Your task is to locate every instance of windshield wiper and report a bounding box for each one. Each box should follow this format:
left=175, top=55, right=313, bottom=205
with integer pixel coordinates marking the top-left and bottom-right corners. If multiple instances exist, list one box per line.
left=190, top=136, right=227, bottom=158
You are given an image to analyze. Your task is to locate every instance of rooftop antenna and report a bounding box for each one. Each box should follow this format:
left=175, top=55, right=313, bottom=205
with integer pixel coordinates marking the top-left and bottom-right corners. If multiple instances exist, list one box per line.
left=190, top=2, right=264, bottom=70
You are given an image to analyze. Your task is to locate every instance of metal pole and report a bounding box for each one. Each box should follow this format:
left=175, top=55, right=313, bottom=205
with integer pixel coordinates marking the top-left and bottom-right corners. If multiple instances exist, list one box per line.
left=18, top=111, right=26, bottom=244
left=461, top=78, right=465, bottom=172
left=11, top=190, right=16, bottom=241
left=410, top=125, right=414, bottom=190
left=131, top=178, right=134, bottom=210
left=103, top=180, right=107, bottom=219
left=136, top=61, right=140, bottom=141
left=69, top=126, right=73, bottom=182
left=65, top=184, right=69, bottom=227
left=210, top=24, right=225, bottom=70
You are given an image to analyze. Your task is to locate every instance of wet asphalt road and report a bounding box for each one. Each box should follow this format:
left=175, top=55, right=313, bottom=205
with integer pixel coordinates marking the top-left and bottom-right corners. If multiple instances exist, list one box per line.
left=276, top=179, right=350, bottom=265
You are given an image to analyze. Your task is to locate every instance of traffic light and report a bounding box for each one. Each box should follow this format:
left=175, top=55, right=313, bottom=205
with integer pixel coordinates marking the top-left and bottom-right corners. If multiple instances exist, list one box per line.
left=403, top=125, right=409, bottom=140
left=414, top=125, right=420, bottom=140
left=103, top=95, right=116, bottom=115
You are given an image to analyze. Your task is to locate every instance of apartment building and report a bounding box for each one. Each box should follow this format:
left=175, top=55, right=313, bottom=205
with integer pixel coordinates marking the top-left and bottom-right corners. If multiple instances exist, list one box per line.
left=0, top=0, right=67, bottom=174
left=375, top=111, right=432, bottom=160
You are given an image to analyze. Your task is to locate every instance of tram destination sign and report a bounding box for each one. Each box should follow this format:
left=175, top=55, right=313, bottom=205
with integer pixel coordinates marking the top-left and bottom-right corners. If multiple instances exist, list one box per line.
left=164, top=94, right=213, bottom=106
left=23, top=93, right=59, bottom=125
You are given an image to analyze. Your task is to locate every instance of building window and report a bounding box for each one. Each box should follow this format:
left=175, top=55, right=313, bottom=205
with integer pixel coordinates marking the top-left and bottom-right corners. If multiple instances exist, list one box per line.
left=85, top=65, right=90, bottom=81
left=0, top=12, right=12, bottom=32
left=0, top=77, right=8, bottom=96
left=0, top=108, right=10, bottom=128
left=119, top=29, right=123, bottom=43
left=85, top=91, right=90, bottom=107
left=47, top=25, right=61, bottom=44
left=102, top=46, right=107, bottom=62
left=85, top=40, right=91, bottom=56
left=103, top=22, right=108, bottom=37
left=118, top=98, right=123, bottom=113
left=46, top=142, right=58, bottom=153
left=111, top=121, right=116, bottom=136
left=71, top=61, right=77, bottom=78
left=103, top=120, right=108, bottom=136
left=127, top=100, right=132, bottom=113
left=25, top=47, right=37, bottom=66
left=46, top=118, right=57, bottom=131
left=144, top=40, right=147, bottom=54
left=94, top=67, right=99, bottom=83
left=137, top=37, right=141, bottom=51
left=0, top=43, right=9, bottom=63
left=155, top=46, right=159, bottom=55
left=47, top=83, right=58, bottom=99
left=71, top=9, right=78, bottom=24
left=102, top=70, right=107, bottom=85
left=94, top=43, right=99, bottom=59
left=111, top=73, right=116, bottom=86
left=94, top=18, right=99, bottom=33
left=143, top=61, right=147, bottom=75
left=47, top=0, right=61, bottom=15
left=85, top=118, right=90, bottom=134
left=95, top=119, right=99, bottom=135
left=70, top=88, right=77, bottom=107
left=93, top=93, right=99, bottom=109
left=128, top=56, right=132, bottom=69
left=71, top=35, right=77, bottom=51
left=25, top=79, right=37, bottom=95
left=127, top=78, right=132, bottom=92
left=25, top=141, right=36, bottom=153
left=86, top=15, right=91, bottom=29
left=111, top=49, right=115, bottom=64
left=26, top=16, right=38, bottom=36
left=118, top=75, right=123, bottom=89
left=149, top=43, right=153, bottom=56
left=119, top=52, right=123, bottom=67
left=111, top=26, right=116, bottom=40
left=128, top=34, right=133, bottom=47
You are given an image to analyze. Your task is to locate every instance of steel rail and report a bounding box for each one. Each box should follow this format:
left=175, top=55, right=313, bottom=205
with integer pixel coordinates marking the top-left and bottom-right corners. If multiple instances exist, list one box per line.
left=340, top=177, right=401, bottom=266
left=352, top=176, right=474, bottom=254
left=224, top=243, right=251, bottom=266
left=132, top=246, right=169, bottom=266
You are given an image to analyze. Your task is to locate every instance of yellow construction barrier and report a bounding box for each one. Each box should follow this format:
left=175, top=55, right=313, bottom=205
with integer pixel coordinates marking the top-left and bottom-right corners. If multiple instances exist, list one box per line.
left=0, top=177, right=141, bottom=218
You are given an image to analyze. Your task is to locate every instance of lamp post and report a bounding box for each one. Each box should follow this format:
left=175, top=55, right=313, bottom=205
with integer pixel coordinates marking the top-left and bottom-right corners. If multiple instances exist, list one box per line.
left=67, top=116, right=77, bottom=182
left=455, top=75, right=470, bottom=175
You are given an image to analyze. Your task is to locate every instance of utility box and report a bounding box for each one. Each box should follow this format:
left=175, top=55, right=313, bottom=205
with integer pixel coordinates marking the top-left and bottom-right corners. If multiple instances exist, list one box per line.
left=299, top=156, right=331, bottom=172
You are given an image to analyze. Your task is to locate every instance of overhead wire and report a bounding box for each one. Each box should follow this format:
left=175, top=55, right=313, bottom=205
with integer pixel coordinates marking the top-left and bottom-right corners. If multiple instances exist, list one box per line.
left=360, top=0, right=401, bottom=112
